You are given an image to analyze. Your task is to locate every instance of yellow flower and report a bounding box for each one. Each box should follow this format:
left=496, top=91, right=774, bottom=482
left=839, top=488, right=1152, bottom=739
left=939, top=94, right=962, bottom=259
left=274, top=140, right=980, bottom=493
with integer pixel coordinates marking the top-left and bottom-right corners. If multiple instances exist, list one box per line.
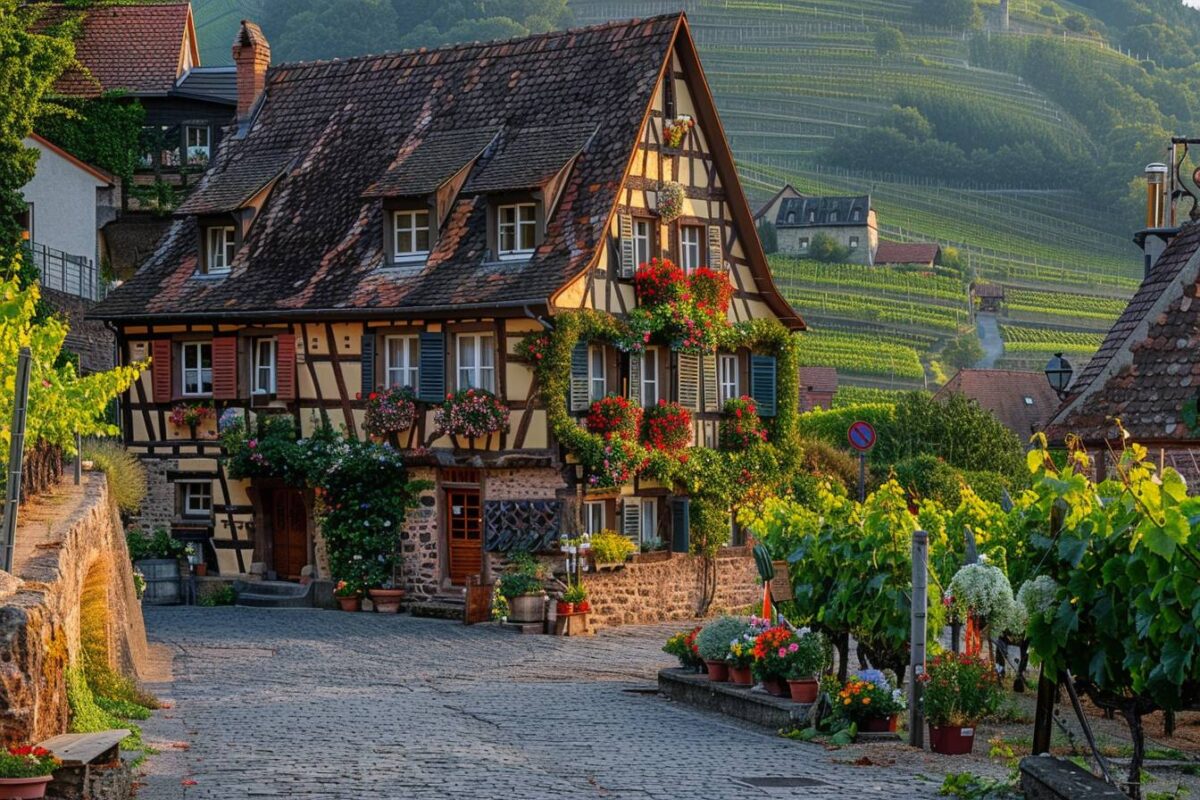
left=843, top=698, right=851, bottom=705
left=862, top=697, right=871, bottom=705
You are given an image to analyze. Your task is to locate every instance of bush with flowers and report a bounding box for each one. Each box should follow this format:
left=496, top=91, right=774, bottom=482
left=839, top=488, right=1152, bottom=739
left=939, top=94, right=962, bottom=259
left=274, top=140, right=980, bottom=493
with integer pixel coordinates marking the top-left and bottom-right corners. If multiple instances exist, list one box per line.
left=580, top=435, right=644, bottom=489
left=773, top=627, right=827, bottom=681
left=629, top=260, right=733, bottom=354
left=634, top=258, right=688, bottom=307
left=641, top=400, right=692, bottom=452
left=836, top=669, right=907, bottom=724
left=169, top=402, right=213, bottom=430
left=434, top=388, right=509, bottom=439
left=919, top=652, right=1003, bottom=727
left=750, top=624, right=795, bottom=681
left=663, top=626, right=704, bottom=669
left=514, top=332, right=551, bottom=364
left=362, top=386, right=417, bottom=436
left=719, top=396, right=768, bottom=450
left=947, top=560, right=1022, bottom=636
left=586, top=394, right=642, bottom=440
left=0, top=744, right=59, bottom=778
left=695, top=616, right=751, bottom=662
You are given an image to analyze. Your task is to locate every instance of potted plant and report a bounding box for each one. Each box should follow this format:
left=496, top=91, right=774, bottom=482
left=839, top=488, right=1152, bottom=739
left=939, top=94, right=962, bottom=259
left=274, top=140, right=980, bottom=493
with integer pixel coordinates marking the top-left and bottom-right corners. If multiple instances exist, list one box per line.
left=782, top=628, right=826, bottom=703
left=498, top=551, right=546, bottom=624
left=590, top=529, right=637, bottom=569
left=727, top=636, right=756, bottom=686
left=560, top=583, right=587, bottom=616
left=838, top=670, right=907, bottom=733
left=333, top=580, right=361, bottom=612
left=919, top=652, right=1003, bottom=755
left=0, top=744, right=60, bottom=798
left=368, top=583, right=405, bottom=614
left=363, top=386, right=417, bottom=445
left=694, top=616, right=747, bottom=682
left=751, top=625, right=795, bottom=696
left=169, top=402, right=214, bottom=439
left=663, top=627, right=704, bottom=671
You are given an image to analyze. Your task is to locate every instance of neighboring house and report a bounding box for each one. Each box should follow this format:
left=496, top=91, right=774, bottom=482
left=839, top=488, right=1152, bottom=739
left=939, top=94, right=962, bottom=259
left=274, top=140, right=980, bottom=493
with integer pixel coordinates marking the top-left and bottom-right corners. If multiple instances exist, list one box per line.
left=935, top=369, right=1059, bottom=441
left=89, top=16, right=803, bottom=589
left=799, top=366, right=838, bottom=411
left=874, top=241, right=941, bottom=268
left=755, top=185, right=877, bottom=264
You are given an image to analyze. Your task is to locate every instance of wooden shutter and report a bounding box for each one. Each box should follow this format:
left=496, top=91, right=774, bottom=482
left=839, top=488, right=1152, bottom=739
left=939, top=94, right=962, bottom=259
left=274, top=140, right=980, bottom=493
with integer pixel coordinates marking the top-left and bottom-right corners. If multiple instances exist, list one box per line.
left=360, top=335, right=375, bottom=397
left=750, top=354, right=777, bottom=418
left=276, top=332, right=297, bottom=400
left=619, top=213, right=635, bottom=278
left=670, top=497, right=690, bottom=554
left=623, top=500, right=640, bottom=540
left=676, top=351, right=700, bottom=411
left=702, top=354, right=719, bottom=412
left=569, top=342, right=589, bottom=412
left=211, top=337, right=238, bottom=400
left=627, top=352, right=642, bottom=406
left=417, top=331, right=445, bottom=403
left=150, top=340, right=172, bottom=403
left=707, top=224, right=723, bottom=271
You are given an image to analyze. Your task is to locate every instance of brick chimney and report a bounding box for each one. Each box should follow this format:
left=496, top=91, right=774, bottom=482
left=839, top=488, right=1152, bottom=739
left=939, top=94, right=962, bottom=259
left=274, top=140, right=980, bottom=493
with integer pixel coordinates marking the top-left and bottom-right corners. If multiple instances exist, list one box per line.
left=232, top=20, right=270, bottom=125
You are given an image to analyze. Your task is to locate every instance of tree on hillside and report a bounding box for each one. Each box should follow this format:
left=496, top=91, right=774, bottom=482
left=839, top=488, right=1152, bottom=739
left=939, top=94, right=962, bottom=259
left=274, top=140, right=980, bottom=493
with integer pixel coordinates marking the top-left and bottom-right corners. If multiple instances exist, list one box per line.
left=874, top=26, right=906, bottom=58
left=941, top=332, right=984, bottom=370
left=757, top=219, right=777, bottom=254
left=915, top=0, right=981, bottom=29
left=808, top=232, right=849, bottom=263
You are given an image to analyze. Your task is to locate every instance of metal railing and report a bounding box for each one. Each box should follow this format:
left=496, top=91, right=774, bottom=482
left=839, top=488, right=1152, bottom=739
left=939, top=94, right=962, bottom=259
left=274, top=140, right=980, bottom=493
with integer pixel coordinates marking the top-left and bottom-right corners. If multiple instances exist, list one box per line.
left=24, top=242, right=107, bottom=301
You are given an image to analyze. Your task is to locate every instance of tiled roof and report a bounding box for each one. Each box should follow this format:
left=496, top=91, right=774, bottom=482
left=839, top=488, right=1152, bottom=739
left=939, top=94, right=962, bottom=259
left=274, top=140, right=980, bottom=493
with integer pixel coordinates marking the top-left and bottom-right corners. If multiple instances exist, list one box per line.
left=935, top=369, right=1060, bottom=438
left=90, top=14, right=690, bottom=319
left=362, top=128, right=499, bottom=199
left=173, top=66, right=236, bottom=104
left=1046, top=222, right=1200, bottom=443
left=462, top=124, right=597, bottom=194
left=175, top=151, right=293, bottom=215
left=33, top=3, right=194, bottom=97
left=775, top=195, right=869, bottom=228
left=874, top=241, right=940, bottom=265
left=799, top=366, right=838, bottom=394
left=972, top=282, right=1004, bottom=298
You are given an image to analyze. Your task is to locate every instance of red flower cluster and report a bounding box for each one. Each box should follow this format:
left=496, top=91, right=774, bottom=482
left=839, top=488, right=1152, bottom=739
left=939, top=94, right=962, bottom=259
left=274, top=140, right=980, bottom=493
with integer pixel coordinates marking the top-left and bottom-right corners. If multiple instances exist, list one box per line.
left=6, top=747, right=50, bottom=758
left=752, top=625, right=793, bottom=660
left=634, top=258, right=689, bottom=307
left=718, top=395, right=768, bottom=451
left=641, top=400, right=692, bottom=452
left=586, top=394, right=642, bottom=440
left=689, top=267, right=733, bottom=315
left=515, top=333, right=551, bottom=363
left=684, top=625, right=701, bottom=655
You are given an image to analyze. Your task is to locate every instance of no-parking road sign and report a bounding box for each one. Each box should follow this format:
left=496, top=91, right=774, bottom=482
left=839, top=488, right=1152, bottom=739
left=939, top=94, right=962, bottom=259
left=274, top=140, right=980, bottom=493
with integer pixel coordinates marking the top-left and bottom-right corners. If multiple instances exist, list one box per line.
left=847, top=420, right=877, bottom=452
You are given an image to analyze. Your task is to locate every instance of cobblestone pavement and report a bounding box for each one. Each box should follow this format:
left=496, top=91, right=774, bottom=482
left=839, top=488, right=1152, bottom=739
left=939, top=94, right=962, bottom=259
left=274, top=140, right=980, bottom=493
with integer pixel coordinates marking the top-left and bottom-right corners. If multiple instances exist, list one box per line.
left=135, top=608, right=974, bottom=799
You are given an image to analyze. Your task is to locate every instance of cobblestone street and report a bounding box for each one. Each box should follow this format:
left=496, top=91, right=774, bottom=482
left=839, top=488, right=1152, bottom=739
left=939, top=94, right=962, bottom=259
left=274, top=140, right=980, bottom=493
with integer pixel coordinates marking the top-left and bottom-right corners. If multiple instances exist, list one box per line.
left=136, top=608, right=963, bottom=799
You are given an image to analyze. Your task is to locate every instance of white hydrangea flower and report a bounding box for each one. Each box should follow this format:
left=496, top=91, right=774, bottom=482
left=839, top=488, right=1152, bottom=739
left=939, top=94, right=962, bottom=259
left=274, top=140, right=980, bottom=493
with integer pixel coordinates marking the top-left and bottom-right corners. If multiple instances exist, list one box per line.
left=1016, top=575, right=1060, bottom=624
left=948, top=563, right=1018, bottom=633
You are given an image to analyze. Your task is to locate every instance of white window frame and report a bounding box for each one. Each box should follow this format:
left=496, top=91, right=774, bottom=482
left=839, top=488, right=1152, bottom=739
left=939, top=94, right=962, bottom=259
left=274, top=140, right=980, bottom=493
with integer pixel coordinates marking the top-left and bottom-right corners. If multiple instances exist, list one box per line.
left=641, top=348, right=659, bottom=407
left=392, top=210, right=431, bottom=261
left=385, top=335, right=420, bottom=390
left=680, top=225, right=703, bottom=273
left=849, top=236, right=859, bottom=250
left=589, top=345, right=606, bottom=402
left=830, top=211, right=838, bottom=223
left=457, top=333, right=495, bottom=393
left=798, top=237, right=809, bottom=252
left=633, top=219, right=652, bottom=268
left=639, top=498, right=658, bottom=545
left=497, top=203, right=537, bottom=259
left=205, top=226, right=236, bottom=274
left=584, top=501, right=604, bottom=536
left=181, top=341, right=212, bottom=396
left=179, top=481, right=212, bottom=518
left=719, top=353, right=739, bottom=405
left=185, top=125, right=210, bottom=163
left=252, top=338, right=276, bottom=395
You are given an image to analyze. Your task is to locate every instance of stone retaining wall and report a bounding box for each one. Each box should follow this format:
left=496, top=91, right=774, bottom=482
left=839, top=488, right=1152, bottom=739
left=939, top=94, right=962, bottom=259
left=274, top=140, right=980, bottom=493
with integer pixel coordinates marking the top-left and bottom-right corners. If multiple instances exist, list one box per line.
left=584, top=548, right=759, bottom=629
left=0, top=474, right=148, bottom=742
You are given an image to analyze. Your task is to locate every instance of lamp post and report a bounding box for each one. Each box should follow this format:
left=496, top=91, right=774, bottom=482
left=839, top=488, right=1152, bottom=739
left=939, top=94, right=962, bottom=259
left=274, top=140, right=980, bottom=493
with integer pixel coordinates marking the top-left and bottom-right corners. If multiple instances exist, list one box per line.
left=1044, top=352, right=1074, bottom=400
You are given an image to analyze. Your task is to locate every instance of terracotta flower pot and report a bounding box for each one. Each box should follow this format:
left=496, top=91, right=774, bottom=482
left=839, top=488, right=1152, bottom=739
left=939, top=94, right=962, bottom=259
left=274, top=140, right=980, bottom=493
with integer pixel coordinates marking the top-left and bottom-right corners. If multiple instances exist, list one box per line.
left=194, top=563, right=207, bottom=577
left=787, top=678, right=819, bottom=703
left=368, top=588, right=404, bottom=613
left=556, top=601, right=574, bottom=616
left=929, top=723, right=976, bottom=755
left=761, top=676, right=789, bottom=697
left=704, top=660, right=729, bottom=682
left=336, top=595, right=361, bottom=612
left=729, top=665, right=753, bottom=685
left=0, top=775, right=53, bottom=799
left=860, top=714, right=899, bottom=733
left=576, top=600, right=590, bottom=613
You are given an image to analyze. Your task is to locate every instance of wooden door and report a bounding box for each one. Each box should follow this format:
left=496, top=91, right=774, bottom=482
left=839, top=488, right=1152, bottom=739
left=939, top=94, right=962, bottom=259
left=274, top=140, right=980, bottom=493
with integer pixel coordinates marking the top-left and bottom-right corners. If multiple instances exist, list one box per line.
left=270, top=489, right=308, bottom=580
left=447, top=487, right=482, bottom=584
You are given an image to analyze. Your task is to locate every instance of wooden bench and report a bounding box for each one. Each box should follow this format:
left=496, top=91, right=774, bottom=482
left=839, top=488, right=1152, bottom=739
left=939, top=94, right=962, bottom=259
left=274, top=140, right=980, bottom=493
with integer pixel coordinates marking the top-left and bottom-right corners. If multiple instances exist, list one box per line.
left=35, top=730, right=132, bottom=800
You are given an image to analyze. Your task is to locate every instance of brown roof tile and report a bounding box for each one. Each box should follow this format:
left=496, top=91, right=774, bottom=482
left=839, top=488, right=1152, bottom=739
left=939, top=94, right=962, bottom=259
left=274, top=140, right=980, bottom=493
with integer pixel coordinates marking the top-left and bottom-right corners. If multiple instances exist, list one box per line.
left=799, top=366, right=838, bottom=394
left=875, top=241, right=940, bottom=265
left=935, top=369, right=1060, bottom=438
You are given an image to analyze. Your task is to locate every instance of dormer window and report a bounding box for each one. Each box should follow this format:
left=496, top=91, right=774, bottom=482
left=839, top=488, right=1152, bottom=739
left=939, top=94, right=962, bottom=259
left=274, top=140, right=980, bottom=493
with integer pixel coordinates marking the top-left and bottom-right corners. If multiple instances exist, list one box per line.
left=392, top=210, right=430, bottom=262
left=205, top=226, right=236, bottom=274
left=498, top=202, right=537, bottom=259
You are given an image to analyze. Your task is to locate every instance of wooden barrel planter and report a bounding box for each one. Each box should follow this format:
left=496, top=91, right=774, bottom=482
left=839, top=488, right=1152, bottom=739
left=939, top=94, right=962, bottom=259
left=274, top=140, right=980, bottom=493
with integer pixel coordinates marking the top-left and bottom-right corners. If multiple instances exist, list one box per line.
left=137, top=559, right=182, bottom=605
left=507, top=594, right=544, bottom=624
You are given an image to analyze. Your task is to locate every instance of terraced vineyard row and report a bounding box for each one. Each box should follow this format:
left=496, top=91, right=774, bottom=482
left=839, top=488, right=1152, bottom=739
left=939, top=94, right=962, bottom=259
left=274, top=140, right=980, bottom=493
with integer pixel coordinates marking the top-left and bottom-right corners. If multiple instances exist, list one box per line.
left=1005, top=289, right=1125, bottom=322
left=798, top=330, right=926, bottom=380
left=999, top=325, right=1105, bottom=350
left=784, top=287, right=968, bottom=332
left=770, top=257, right=967, bottom=304
left=832, top=385, right=917, bottom=406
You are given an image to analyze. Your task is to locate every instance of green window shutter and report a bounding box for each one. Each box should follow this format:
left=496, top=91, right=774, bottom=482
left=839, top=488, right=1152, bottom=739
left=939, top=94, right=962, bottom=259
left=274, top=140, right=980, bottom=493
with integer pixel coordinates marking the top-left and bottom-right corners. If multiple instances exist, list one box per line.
left=627, top=352, right=642, bottom=406
left=619, top=213, right=635, bottom=278
left=417, top=332, right=445, bottom=403
left=360, top=335, right=375, bottom=397
left=676, top=351, right=700, bottom=411
left=707, top=224, right=723, bottom=271
left=623, top=500, right=640, bottom=540
left=701, top=353, right=719, bottom=412
left=569, top=342, right=589, bottom=412
left=670, top=497, right=690, bottom=554
left=750, top=354, right=777, bottom=417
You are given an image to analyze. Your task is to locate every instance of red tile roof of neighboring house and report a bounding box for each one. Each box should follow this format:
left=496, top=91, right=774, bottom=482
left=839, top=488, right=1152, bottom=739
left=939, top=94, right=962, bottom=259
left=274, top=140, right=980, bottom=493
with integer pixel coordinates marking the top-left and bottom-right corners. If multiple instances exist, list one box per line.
left=33, top=3, right=196, bottom=97
left=1046, top=221, right=1200, bottom=444
left=935, top=369, right=1059, bottom=439
left=799, top=366, right=838, bottom=395
left=875, top=241, right=940, bottom=265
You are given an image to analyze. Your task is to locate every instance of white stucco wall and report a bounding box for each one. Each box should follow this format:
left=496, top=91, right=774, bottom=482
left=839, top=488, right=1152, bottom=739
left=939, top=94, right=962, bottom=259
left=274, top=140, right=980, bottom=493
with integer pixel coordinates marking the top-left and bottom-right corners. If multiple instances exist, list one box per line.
left=20, top=137, right=110, bottom=265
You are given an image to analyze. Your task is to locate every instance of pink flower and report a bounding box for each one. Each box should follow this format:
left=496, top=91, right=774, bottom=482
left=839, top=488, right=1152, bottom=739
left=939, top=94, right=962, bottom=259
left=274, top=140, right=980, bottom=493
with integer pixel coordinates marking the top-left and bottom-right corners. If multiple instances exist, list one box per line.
left=788, top=642, right=799, bottom=653
left=777, top=647, right=787, bottom=658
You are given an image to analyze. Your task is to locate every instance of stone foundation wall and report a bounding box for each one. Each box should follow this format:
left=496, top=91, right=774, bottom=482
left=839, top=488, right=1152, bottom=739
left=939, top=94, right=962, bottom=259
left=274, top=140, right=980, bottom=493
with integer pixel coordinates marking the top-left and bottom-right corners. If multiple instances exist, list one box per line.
left=400, top=468, right=439, bottom=600
left=584, top=548, right=759, bottom=629
left=0, top=474, right=149, bottom=742
left=132, top=457, right=175, bottom=533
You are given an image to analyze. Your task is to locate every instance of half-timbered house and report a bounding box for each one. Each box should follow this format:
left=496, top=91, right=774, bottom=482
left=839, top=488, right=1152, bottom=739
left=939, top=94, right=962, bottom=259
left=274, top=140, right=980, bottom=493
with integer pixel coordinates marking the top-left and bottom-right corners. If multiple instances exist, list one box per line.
left=89, top=14, right=803, bottom=597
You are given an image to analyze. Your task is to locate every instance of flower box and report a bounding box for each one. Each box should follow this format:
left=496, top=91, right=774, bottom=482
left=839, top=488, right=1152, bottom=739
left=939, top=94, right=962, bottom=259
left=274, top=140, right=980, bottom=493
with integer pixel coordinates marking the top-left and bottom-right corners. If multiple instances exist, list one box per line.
left=929, top=724, right=976, bottom=755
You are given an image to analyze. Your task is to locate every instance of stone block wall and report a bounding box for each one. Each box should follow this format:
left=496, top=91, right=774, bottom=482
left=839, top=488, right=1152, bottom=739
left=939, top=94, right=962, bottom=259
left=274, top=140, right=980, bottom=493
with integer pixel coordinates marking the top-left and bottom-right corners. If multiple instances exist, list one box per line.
left=400, top=468, right=440, bottom=600
left=583, top=548, right=759, bottom=629
left=41, top=289, right=115, bottom=374
left=133, top=457, right=175, bottom=533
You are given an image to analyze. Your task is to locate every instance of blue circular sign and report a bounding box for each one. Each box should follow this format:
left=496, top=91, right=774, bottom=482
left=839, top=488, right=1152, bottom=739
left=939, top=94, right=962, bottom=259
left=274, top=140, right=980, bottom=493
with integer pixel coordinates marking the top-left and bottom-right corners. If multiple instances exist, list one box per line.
left=847, top=421, right=877, bottom=452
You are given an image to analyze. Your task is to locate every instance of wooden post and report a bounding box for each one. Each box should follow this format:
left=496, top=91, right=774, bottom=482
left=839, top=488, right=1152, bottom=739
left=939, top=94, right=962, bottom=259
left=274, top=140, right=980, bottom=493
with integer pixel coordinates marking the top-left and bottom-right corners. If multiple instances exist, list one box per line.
left=909, top=529, right=928, bottom=748
left=1, top=348, right=32, bottom=573
left=1032, top=666, right=1056, bottom=754
left=73, top=432, right=81, bottom=485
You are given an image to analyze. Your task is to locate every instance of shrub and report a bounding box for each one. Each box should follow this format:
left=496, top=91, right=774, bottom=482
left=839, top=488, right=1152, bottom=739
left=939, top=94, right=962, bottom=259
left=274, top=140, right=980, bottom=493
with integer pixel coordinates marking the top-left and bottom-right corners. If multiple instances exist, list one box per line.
left=590, top=529, right=637, bottom=564
left=362, top=386, right=416, bottom=436
left=919, top=653, right=1003, bottom=726
left=718, top=396, right=767, bottom=451
left=663, top=627, right=703, bottom=668
left=837, top=669, right=907, bottom=723
left=641, top=400, right=692, bottom=452
left=434, top=388, right=508, bottom=438
left=586, top=395, right=641, bottom=440
left=125, top=527, right=187, bottom=562
left=199, top=585, right=237, bottom=607
left=83, top=439, right=146, bottom=514
left=0, top=746, right=58, bottom=778
left=947, top=562, right=1021, bottom=635
left=497, top=572, right=542, bottom=599
left=695, top=616, right=749, bottom=662
left=634, top=258, right=688, bottom=306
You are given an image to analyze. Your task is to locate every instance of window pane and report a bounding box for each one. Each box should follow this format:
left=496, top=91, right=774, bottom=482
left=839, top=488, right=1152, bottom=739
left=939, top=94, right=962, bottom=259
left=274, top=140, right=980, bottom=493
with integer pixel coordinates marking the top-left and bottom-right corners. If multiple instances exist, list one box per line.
left=415, top=227, right=429, bottom=252
left=641, top=502, right=655, bottom=541
left=499, top=225, right=514, bottom=253
left=519, top=205, right=536, bottom=223
left=200, top=344, right=212, bottom=369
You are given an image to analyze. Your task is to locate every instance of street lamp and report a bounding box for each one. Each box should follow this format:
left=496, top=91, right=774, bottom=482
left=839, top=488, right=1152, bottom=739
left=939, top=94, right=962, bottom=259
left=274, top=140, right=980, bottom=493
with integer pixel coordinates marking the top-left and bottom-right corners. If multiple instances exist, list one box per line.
left=1044, top=352, right=1074, bottom=400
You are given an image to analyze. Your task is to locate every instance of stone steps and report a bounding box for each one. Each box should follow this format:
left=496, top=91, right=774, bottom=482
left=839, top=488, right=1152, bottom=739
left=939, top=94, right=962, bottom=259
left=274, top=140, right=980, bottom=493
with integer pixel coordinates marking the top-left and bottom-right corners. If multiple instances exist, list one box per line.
left=234, top=580, right=314, bottom=608
left=409, top=595, right=465, bottom=621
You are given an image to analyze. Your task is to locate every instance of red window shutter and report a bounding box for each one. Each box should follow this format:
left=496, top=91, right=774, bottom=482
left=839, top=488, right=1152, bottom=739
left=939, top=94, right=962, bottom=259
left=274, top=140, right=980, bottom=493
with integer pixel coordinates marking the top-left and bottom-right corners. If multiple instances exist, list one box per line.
left=151, top=340, right=172, bottom=403
left=212, top=337, right=238, bottom=400
left=276, top=333, right=297, bottom=400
